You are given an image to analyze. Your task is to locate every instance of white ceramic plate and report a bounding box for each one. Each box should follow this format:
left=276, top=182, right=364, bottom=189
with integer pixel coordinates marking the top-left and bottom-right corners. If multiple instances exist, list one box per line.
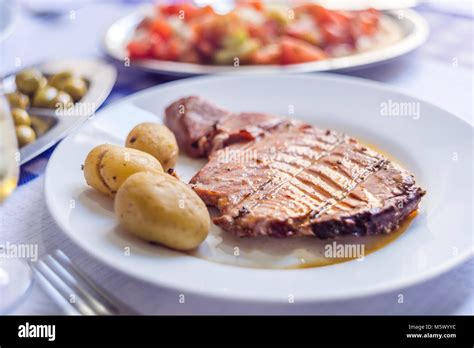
left=45, top=74, right=473, bottom=303
left=103, top=8, right=428, bottom=76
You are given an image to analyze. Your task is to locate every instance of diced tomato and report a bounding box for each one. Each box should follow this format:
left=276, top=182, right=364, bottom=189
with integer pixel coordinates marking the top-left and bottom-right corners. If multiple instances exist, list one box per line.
left=250, top=44, right=281, bottom=65
left=248, top=20, right=280, bottom=44
left=320, top=12, right=352, bottom=45
left=190, top=13, right=245, bottom=59
left=149, top=19, right=172, bottom=40
left=351, top=9, right=380, bottom=37
left=158, top=3, right=200, bottom=21
left=166, top=38, right=184, bottom=60
left=298, top=4, right=352, bottom=46
left=281, top=37, right=327, bottom=65
left=197, top=5, right=215, bottom=17
left=305, top=4, right=334, bottom=23
left=151, top=36, right=184, bottom=61
left=236, top=0, right=264, bottom=11
left=285, top=21, right=321, bottom=46
left=127, top=39, right=151, bottom=59
left=150, top=35, right=165, bottom=60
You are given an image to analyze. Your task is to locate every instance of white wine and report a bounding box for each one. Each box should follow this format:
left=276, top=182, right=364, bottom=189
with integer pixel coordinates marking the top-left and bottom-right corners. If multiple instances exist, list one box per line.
left=0, top=96, right=19, bottom=202
left=0, top=176, right=17, bottom=201
left=0, top=95, right=32, bottom=315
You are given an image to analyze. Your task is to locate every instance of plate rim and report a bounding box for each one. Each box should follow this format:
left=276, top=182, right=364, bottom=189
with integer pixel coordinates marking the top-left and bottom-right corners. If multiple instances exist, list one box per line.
left=44, top=73, right=473, bottom=303
left=102, top=8, right=429, bottom=76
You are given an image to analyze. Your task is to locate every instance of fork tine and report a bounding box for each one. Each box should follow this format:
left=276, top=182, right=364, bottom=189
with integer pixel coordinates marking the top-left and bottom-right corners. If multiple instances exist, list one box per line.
left=32, top=260, right=97, bottom=315
left=52, top=250, right=128, bottom=314
left=33, top=250, right=133, bottom=315
left=45, top=254, right=117, bottom=315
left=32, top=264, right=80, bottom=315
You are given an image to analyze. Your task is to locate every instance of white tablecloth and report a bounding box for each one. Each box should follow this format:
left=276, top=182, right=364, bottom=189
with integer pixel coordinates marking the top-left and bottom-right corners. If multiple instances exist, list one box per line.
left=0, top=1, right=472, bottom=314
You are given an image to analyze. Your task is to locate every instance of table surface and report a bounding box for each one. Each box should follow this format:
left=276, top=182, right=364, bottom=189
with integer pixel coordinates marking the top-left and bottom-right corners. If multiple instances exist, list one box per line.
left=0, top=0, right=472, bottom=315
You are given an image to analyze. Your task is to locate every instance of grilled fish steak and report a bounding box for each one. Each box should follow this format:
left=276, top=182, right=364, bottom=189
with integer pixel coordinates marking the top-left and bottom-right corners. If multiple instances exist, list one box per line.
left=165, top=96, right=426, bottom=239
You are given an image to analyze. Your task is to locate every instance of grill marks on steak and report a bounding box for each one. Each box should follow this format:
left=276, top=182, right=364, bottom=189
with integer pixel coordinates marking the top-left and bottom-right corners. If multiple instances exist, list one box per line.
left=165, top=96, right=426, bottom=239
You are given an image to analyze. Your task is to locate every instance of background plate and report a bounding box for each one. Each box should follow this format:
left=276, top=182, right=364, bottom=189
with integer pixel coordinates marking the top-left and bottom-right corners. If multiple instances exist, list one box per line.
left=103, top=8, right=428, bottom=76
left=45, top=74, right=472, bottom=303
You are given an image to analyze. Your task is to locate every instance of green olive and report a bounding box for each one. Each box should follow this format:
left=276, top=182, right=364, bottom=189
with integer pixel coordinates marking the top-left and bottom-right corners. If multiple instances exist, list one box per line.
left=63, top=77, right=87, bottom=101
left=49, top=71, right=74, bottom=90
left=54, top=91, right=74, bottom=108
left=7, top=92, right=30, bottom=109
left=12, top=108, right=31, bottom=126
left=15, top=68, right=46, bottom=95
left=32, top=86, right=59, bottom=108
left=16, top=125, right=36, bottom=147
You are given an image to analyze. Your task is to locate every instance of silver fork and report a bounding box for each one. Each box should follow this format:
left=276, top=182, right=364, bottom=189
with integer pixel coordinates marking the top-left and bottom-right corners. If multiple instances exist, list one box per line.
left=31, top=250, right=135, bottom=315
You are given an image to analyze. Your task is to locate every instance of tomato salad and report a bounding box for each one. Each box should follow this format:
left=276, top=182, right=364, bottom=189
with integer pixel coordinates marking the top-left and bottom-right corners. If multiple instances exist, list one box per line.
left=127, top=1, right=381, bottom=65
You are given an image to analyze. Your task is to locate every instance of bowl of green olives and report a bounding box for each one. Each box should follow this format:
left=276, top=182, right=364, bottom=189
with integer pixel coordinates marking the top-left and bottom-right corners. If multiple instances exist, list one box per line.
left=13, top=68, right=88, bottom=110
left=2, top=59, right=116, bottom=164
left=7, top=68, right=89, bottom=148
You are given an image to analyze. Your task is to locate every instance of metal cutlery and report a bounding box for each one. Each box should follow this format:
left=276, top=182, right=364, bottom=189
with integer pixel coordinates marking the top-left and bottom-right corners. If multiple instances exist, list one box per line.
left=31, top=250, right=136, bottom=315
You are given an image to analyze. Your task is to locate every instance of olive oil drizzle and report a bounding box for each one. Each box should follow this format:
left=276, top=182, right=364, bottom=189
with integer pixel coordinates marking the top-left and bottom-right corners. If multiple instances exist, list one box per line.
left=287, top=210, right=417, bottom=269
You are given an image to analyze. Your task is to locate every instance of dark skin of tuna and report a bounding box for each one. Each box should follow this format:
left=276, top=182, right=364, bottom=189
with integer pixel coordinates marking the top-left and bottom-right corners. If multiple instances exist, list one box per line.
left=311, top=190, right=423, bottom=238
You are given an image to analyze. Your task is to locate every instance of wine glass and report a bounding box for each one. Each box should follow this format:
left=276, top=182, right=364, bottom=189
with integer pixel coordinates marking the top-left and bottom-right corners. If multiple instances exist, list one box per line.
left=0, top=94, right=33, bottom=313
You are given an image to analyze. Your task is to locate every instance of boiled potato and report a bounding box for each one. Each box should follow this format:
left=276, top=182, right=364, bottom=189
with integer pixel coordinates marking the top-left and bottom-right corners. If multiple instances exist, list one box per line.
left=115, top=172, right=209, bottom=250
left=126, top=123, right=178, bottom=171
left=83, top=144, right=163, bottom=197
